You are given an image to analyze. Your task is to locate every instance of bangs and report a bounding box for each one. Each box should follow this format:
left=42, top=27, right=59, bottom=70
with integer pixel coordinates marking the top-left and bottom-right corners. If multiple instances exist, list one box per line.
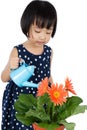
left=35, top=17, right=55, bottom=29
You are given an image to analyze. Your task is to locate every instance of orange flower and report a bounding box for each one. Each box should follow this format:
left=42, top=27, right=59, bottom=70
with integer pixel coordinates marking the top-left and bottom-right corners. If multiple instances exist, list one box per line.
left=65, top=77, right=76, bottom=95
left=48, top=83, right=67, bottom=106
left=37, top=77, right=49, bottom=96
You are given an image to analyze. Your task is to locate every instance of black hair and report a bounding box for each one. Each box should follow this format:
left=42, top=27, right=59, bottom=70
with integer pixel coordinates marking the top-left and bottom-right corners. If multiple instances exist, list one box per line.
left=20, top=0, right=57, bottom=38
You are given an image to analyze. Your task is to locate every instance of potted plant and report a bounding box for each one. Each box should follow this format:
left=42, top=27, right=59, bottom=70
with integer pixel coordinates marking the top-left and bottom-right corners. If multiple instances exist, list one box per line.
left=14, top=77, right=87, bottom=130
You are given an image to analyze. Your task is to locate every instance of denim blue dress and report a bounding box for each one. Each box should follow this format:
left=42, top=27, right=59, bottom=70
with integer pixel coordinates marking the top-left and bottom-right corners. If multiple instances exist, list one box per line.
left=2, top=44, right=52, bottom=130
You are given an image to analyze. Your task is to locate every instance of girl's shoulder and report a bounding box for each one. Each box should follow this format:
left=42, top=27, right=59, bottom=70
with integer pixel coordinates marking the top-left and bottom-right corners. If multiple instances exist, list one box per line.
left=14, top=43, right=23, bottom=49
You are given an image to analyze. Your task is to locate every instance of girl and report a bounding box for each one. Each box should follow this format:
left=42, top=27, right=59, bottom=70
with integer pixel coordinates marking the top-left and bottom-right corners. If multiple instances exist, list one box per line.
left=1, top=0, right=57, bottom=130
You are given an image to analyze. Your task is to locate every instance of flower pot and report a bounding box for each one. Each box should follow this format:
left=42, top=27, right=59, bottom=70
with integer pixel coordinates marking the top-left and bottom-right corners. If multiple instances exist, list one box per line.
left=33, top=123, right=65, bottom=130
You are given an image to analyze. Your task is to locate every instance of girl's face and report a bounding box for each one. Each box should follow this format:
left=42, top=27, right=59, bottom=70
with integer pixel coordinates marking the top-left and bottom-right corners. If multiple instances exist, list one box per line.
left=28, top=22, right=53, bottom=47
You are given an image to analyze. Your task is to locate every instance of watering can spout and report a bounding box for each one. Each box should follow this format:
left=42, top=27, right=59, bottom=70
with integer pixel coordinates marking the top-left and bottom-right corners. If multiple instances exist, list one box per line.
left=22, top=81, right=38, bottom=88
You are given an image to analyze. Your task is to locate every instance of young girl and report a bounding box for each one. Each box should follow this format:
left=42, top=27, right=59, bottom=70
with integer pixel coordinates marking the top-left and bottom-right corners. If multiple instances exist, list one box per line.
left=1, top=0, right=57, bottom=130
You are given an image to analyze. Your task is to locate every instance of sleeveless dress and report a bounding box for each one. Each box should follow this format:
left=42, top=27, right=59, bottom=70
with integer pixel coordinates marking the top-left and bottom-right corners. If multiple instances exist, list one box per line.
left=1, top=44, right=52, bottom=130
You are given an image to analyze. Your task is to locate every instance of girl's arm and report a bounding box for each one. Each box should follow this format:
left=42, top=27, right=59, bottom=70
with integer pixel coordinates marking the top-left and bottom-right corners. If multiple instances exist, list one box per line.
left=1, top=47, right=20, bottom=82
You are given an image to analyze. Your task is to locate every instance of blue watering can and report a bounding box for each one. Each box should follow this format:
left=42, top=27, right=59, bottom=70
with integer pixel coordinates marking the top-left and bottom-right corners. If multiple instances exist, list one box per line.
left=10, top=63, right=38, bottom=88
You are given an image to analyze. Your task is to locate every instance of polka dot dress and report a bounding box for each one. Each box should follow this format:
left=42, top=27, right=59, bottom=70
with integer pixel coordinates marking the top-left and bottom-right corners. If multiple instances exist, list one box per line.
left=2, top=44, right=52, bottom=130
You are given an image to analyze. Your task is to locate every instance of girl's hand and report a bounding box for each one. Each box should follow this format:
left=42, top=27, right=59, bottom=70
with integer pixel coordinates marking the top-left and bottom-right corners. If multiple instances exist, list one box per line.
left=9, top=57, right=20, bottom=70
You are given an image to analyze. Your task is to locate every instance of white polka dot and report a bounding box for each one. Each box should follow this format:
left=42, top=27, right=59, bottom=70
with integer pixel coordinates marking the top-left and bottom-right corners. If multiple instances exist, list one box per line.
left=19, top=55, right=21, bottom=58
left=29, top=91, right=31, bottom=93
left=33, top=91, right=35, bottom=94
left=41, top=71, right=43, bottom=73
left=4, top=126, right=6, bottom=129
left=31, top=87, right=33, bottom=90
left=4, top=108, right=6, bottom=110
left=30, top=125, right=33, bottom=128
left=5, top=100, right=8, bottom=103
left=6, top=96, right=8, bottom=99
left=30, top=61, right=33, bottom=64
left=44, top=66, right=45, bottom=69
left=46, top=64, right=48, bottom=67
left=38, top=75, right=40, bottom=77
left=24, top=55, right=27, bottom=58
left=10, top=100, right=12, bottom=103
left=16, top=92, right=19, bottom=95
left=8, top=108, right=11, bottom=111
left=39, top=56, right=41, bottom=59
left=48, top=71, right=50, bottom=74
left=44, top=74, right=46, bottom=76
left=12, top=94, right=14, bottom=96
left=23, top=49, right=26, bottom=52
left=33, top=73, right=35, bottom=76
left=2, top=115, right=4, bottom=117
left=7, top=122, right=10, bottom=125
left=5, top=119, right=7, bottom=122
left=21, top=89, right=23, bottom=92
left=16, top=122, right=19, bottom=125
left=18, top=49, right=21, bottom=52
left=26, top=87, right=29, bottom=89
left=35, top=78, right=37, bottom=81
left=40, top=63, right=42, bottom=66
left=43, top=57, right=45, bottom=61
left=27, top=57, right=30, bottom=60
left=8, top=115, right=10, bottom=118
left=12, top=126, right=14, bottom=129
left=47, top=50, right=49, bottom=52
left=11, top=114, right=13, bottom=117
left=16, top=87, right=18, bottom=90
left=35, top=58, right=37, bottom=61
left=14, top=119, right=16, bottom=121
left=22, top=124, right=24, bottom=127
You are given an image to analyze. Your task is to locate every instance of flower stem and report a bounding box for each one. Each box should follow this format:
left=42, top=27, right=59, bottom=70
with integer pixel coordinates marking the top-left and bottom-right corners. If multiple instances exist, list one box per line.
left=51, top=103, right=55, bottom=120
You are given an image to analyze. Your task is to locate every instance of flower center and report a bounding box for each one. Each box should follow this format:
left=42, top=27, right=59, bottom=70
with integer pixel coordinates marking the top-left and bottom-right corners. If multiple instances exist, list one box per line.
left=53, top=91, right=60, bottom=98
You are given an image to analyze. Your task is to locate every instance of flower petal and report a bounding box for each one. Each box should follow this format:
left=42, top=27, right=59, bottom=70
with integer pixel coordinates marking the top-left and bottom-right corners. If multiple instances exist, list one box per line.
left=65, top=77, right=76, bottom=95
left=48, top=83, right=67, bottom=105
left=37, top=77, right=49, bottom=96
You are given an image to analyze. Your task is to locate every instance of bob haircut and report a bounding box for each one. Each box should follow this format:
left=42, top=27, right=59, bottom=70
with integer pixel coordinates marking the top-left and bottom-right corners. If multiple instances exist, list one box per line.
left=20, top=0, right=57, bottom=38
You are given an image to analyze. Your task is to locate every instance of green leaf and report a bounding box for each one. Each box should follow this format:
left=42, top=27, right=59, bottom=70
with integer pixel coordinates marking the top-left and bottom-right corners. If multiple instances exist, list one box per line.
left=60, top=120, right=75, bottom=130
left=14, top=94, right=37, bottom=113
left=37, top=93, right=51, bottom=110
left=57, top=96, right=83, bottom=120
left=25, top=109, right=50, bottom=122
left=37, top=93, right=53, bottom=119
left=72, top=105, right=87, bottom=115
left=17, top=94, right=37, bottom=107
left=15, top=113, right=32, bottom=126
left=14, top=100, right=29, bottom=113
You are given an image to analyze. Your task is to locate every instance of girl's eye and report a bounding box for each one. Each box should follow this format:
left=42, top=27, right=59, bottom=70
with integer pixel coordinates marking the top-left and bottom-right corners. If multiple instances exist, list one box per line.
left=35, top=31, right=40, bottom=33
left=35, top=29, right=41, bottom=33
left=46, top=32, right=52, bottom=35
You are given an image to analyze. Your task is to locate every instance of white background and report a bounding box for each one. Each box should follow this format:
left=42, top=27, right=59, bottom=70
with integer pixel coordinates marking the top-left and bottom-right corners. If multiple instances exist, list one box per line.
left=0, top=0, right=87, bottom=130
